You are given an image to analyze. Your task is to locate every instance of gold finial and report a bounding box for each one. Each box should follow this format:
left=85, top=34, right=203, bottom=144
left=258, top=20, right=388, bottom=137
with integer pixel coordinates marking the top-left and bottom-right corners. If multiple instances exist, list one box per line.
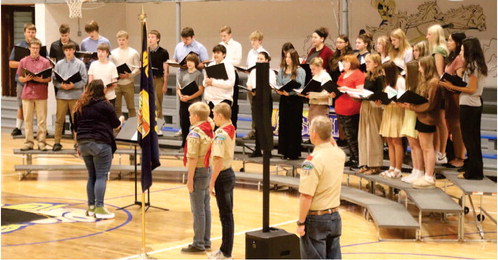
left=138, top=5, right=147, bottom=23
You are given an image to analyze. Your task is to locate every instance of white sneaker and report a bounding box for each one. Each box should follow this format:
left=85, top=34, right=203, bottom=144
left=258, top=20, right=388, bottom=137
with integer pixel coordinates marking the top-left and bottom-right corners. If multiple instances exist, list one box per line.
left=401, top=170, right=423, bottom=183
left=94, top=206, right=115, bottom=219
left=174, top=130, right=182, bottom=137
left=412, top=175, right=435, bottom=189
left=436, top=152, right=448, bottom=164
left=207, top=250, right=232, bottom=260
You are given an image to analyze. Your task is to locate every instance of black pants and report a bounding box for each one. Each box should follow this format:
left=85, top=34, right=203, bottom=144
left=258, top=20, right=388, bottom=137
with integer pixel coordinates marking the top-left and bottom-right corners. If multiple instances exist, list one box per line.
left=460, top=105, right=483, bottom=179
left=214, top=168, right=235, bottom=257
left=278, top=95, right=303, bottom=159
left=179, top=101, right=192, bottom=147
left=231, top=72, right=240, bottom=129
left=337, top=114, right=360, bottom=162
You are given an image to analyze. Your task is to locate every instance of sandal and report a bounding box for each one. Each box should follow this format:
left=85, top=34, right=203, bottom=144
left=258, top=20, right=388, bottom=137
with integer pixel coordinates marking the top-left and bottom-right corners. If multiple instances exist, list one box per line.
left=386, top=170, right=402, bottom=179
left=357, top=166, right=369, bottom=174
left=379, top=169, right=392, bottom=177
left=364, top=167, right=381, bottom=175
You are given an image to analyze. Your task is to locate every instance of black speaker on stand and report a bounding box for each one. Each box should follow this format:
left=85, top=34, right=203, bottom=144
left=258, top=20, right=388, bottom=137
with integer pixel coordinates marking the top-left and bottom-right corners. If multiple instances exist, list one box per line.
left=245, top=62, right=300, bottom=259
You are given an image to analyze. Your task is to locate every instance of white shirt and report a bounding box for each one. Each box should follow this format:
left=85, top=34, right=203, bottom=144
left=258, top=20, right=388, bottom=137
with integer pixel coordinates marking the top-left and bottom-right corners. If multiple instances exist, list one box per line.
left=88, top=60, right=118, bottom=100
left=246, top=46, right=268, bottom=68
left=246, top=67, right=276, bottom=90
left=110, top=47, right=140, bottom=85
left=220, top=38, right=242, bottom=66
left=203, top=59, right=236, bottom=105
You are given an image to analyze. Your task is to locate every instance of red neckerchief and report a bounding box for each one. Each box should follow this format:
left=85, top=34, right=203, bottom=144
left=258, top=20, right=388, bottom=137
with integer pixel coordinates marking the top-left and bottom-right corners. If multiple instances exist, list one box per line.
left=183, top=121, right=214, bottom=168
left=222, top=124, right=236, bottom=140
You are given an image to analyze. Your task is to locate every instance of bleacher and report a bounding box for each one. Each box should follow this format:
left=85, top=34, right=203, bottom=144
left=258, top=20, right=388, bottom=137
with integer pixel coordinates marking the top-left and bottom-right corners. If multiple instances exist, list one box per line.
left=2, top=73, right=496, bottom=242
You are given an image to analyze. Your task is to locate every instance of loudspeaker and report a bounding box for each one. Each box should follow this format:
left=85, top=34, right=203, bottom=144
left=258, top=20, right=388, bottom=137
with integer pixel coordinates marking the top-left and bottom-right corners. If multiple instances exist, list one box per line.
left=245, top=228, right=300, bottom=259
left=253, top=62, right=273, bottom=151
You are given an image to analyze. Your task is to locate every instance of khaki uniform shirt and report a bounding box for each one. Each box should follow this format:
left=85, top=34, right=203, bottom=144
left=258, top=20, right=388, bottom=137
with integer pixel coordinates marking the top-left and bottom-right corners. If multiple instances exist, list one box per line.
left=299, top=142, right=345, bottom=210
left=211, top=122, right=236, bottom=170
left=186, top=121, right=213, bottom=168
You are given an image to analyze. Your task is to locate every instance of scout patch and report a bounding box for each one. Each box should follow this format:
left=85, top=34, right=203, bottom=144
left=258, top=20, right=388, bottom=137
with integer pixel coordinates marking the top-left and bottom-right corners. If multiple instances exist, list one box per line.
left=214, top=134, right=225, bottom=145
left=188, top=131, right=200, bottom=138
left=301, top=161, right=314, bottom=176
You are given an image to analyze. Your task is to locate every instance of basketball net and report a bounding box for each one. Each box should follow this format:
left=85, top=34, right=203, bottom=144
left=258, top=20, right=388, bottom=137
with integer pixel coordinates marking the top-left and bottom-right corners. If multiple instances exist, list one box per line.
left=66, top=0, right=84, bottom=18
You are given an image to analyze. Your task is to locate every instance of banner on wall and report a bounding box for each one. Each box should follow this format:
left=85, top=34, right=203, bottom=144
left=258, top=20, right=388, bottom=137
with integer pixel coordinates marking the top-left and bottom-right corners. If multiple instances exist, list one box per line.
left=270, top=107, right=339, bottom=138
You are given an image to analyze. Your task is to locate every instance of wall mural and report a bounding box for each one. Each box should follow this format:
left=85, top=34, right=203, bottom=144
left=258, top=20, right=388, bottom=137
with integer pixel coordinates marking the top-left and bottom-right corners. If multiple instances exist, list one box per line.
left=302, top=0, right=496, bottom=80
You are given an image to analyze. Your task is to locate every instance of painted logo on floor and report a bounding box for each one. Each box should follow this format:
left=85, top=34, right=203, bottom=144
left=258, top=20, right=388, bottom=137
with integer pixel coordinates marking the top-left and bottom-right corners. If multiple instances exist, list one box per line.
left=2, top=202, right=98, bottom=234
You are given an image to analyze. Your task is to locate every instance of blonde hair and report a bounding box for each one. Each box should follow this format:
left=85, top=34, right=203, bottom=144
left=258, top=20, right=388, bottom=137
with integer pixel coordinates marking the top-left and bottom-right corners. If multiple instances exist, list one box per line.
left=413, top=41, right=429, bottom=60
left=376, top=35, right=391, bottom=57
left=249, top=30, right=263, bottom=41
left=310, top=116, right=332, bottom=141
left=116, top=30, right=129, bottom=39
left=213, top=102, right=231, bottom=120
left=389, top=28, right=411, bottom=60
left=417, top=56, right=438, bottom=97
left=309, top=57, right=323, bottom=67
left=365, top=54, right=383, bottom=80
left=188, top=102, right=210, bottom=121
left=427, top=24, right=448, bottom=55
left=220, top=26, right=232, bottom=34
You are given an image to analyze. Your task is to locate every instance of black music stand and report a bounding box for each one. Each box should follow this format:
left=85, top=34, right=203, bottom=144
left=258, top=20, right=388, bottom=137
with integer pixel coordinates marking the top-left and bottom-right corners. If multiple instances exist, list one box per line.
left=115, top=117, right=168, bottom=212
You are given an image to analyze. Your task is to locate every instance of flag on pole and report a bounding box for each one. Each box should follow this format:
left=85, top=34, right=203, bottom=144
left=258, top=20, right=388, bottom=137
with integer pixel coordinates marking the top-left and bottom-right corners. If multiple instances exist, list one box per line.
left=138, top=15, right=160, bottom=193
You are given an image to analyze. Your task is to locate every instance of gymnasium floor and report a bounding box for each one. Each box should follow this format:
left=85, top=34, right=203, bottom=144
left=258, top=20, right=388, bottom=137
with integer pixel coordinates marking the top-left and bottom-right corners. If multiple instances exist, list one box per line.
left=1, top=132, right=496, bottom=259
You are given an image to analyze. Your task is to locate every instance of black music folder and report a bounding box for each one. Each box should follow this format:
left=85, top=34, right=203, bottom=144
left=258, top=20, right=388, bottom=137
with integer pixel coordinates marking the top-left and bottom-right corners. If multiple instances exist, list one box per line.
left=440, top=73, right=467, bottom=87
left=235, top=65, right=256, bottom=73
left=75, top=51, right=98, bottom=60
left=321, top=80, right=342, bottom=96
left=294, top=79, right=322, bottom=95
left=117, top=63, right=132, bottom=74
left=180, top=81, right=199, bottom=96
left=22, top=67, right=52, bottom=78
left=205, top=63, right=229, bottom=80
left=54, top=71, right=82, bottom=84
left=14, top=46, right=48, bottom=61
left=167, top=51, right=197, bottom=67
left=272, top=80, right=301, bottom=92
left=369, top=92, right=392, bottom=105
left=299, top=63, right=312, bottom=83
left=396, top=90, right=428, bottom=105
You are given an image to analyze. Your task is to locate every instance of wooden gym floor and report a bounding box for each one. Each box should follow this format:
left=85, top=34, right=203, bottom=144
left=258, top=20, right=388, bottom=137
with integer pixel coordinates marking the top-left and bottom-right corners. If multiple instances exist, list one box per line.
left=1, top=132, right=496, bottom=259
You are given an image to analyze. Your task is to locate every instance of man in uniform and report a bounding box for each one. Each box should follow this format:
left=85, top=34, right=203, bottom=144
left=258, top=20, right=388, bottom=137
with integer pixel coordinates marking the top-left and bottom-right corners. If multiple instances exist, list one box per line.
left=182, top=102, right=214, bottom=253
left=296, top=115, right=345, bottom=259
left=208, top=103, right=236, bottom=260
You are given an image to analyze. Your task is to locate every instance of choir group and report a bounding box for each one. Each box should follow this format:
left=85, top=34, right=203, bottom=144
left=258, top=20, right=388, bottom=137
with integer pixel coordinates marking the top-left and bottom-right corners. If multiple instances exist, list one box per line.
left=9, top=21, right=488, bottom=191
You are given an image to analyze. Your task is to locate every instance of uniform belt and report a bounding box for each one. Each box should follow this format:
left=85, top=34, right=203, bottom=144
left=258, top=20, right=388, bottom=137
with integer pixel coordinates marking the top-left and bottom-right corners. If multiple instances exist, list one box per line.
left=308, top=207, right=338, bottom=216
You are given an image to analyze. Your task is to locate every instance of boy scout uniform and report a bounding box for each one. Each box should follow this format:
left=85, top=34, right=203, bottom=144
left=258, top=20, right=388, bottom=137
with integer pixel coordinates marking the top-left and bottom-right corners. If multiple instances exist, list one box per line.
left=299, top=142, right=345, bottom=211
left=186, top=121, right=213, bottom=167
left=211, top=122, right=236, bottom=169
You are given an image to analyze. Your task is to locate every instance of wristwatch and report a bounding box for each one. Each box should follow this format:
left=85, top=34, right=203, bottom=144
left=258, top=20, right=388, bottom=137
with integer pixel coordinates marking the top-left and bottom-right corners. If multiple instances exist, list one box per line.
left=296, top=220, right=305, bottom=226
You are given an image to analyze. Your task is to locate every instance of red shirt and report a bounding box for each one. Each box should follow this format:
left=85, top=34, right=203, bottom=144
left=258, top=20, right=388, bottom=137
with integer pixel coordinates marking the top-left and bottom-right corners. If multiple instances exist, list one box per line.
left=335, top=69, right=365, bottom=116
left=306, top=45, right=334, bottom=72
left=16, top=55, right=51, bottom=100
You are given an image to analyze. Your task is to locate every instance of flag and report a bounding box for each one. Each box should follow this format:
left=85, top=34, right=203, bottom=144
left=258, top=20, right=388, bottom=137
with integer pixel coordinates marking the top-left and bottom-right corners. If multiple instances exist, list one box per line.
left=137, top=18, right=160, bottom=193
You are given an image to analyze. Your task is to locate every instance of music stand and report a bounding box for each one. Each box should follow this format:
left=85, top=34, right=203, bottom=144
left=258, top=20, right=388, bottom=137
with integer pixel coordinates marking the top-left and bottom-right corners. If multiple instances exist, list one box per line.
left=115, top=117, right=168, bottom=212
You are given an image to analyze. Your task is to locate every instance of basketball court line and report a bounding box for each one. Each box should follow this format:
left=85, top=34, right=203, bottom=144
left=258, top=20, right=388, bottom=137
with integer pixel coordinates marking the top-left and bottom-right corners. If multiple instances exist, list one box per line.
left=119, top=219, right=298, bottom=259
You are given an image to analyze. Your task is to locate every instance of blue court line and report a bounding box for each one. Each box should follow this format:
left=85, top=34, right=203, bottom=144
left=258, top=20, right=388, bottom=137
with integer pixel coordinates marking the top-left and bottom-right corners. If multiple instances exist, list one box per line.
left=2, top=195, right=133, bottom=247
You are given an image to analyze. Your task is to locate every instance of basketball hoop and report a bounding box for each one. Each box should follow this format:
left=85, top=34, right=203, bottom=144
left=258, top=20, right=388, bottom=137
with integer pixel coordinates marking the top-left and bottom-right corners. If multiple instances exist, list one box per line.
left=66, top=0, right=85, bottom=19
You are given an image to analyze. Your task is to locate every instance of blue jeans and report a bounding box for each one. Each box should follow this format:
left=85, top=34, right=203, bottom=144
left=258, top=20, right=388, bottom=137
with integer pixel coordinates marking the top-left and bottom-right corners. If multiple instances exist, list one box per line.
left=214, top=168, right=235, bottom=257
left=79, top=142, right=113, bottom=207
left=189, top=167, right=211, bottom=250
left=300, top=212, right=342, bottom=259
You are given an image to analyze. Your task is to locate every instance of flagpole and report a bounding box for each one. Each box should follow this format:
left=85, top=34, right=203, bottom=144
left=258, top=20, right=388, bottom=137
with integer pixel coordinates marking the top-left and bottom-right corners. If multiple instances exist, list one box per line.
left=141, top=191, right=147, bottom=257
left=136, top=5, right=153, bottom=260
